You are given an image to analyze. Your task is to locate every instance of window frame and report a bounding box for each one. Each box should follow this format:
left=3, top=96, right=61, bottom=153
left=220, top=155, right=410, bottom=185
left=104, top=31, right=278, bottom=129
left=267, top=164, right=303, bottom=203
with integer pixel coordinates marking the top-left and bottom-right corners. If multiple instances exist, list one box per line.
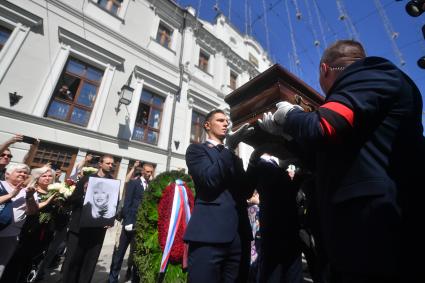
left=190, top=110, right=206, bottom=144
left=0, top=25, right=12, bottom=51
left=198, top=49, right=210, bottom=73
left=96, top=0, right=122, bottom=15
left=156, top=21, right=173, bottom=49
left=44, top=57, right=104, bottom=127
left=229, top=71, right=238, bottom=90
left=132, top=89, right=165, bottom=145
left=25, top=141, right=79, bottom=178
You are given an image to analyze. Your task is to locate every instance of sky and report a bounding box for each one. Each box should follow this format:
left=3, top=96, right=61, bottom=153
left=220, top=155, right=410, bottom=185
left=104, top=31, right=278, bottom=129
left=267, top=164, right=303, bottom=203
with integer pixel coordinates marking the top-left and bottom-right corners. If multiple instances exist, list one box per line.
left=175, top=0, right=425, bottom=125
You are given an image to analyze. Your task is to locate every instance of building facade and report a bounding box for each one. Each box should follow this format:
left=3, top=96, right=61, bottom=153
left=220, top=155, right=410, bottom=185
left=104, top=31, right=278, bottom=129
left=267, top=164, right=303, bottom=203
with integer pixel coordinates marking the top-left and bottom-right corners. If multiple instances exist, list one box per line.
left=0, top=0, right=271, bottom=188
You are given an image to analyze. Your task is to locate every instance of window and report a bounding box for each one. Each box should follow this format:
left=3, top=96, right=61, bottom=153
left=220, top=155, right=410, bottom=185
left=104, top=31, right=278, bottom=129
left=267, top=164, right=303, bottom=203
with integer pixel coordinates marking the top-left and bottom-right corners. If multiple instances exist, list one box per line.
left=156, top=22, right=172, bottom=48
left=96, top=0, right=122, bottom=15
left=198, top=50, right=210, bottom=73
left=25, top=141, right=78, bottom=179
left=0, top=26, right=11, bottom=51
left=132, top=89, right=165, bottom=145
left=191, top=111, right=206, bottom=144
left=45, top=58, right=103, bottom=127
left=230, top=71, right=238, bottom=90
left=249, top=53, right=259, bottom=68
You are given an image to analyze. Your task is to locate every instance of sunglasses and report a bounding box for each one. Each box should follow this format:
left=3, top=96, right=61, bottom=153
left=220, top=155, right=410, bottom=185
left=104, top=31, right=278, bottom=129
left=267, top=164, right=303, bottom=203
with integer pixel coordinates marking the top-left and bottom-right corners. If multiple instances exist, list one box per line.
left=1, top=153, right=13, bottom=158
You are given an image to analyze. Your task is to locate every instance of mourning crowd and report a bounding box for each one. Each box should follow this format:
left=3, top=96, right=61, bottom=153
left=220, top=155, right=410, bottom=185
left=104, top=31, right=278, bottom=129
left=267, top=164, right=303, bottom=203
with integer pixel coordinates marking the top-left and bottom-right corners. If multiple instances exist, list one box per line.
left=0, top=135, right=154, bottom=283
left=1, top=39, right=424, bottom=283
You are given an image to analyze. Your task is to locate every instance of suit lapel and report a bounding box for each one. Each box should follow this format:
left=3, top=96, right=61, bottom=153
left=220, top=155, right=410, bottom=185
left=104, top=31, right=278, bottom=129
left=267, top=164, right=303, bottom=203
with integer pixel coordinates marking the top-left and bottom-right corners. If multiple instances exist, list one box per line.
left=202, top=142, right=219, bottom=163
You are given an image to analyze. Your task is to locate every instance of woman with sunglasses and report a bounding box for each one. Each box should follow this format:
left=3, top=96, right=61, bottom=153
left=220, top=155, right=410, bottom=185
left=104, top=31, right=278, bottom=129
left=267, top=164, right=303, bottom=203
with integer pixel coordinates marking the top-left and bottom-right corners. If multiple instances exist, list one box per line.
left=0, top=134, right=23, bottom=181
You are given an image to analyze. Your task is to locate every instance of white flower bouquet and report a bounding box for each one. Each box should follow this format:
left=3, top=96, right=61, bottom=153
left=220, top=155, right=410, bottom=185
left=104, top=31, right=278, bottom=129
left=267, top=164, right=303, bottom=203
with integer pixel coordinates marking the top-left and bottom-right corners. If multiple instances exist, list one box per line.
left=81, top=166, right=98, bottom=176
left=39, top=178, right=76, bottom=223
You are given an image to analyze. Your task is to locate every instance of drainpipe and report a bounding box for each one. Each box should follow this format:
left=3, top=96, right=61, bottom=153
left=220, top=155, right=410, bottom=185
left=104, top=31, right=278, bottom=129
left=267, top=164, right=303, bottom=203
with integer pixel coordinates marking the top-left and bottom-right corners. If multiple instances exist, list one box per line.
left=166, top=11, right=187, bottom=171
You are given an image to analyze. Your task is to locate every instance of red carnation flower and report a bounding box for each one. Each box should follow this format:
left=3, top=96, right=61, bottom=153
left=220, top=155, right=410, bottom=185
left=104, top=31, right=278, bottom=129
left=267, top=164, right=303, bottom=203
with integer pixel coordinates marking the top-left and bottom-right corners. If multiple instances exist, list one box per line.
left=158, top=182, right=194, bottom=263
left=65, top=178, right=75, bottom=186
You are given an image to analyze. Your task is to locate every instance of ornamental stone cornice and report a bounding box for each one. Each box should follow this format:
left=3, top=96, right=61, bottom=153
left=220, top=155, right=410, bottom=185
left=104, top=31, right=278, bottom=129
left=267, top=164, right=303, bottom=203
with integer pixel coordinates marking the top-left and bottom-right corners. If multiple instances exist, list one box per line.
left=147, top=0, right=182, bottom=30
left=134, top=65, right=180, bottom=95
left=189, top=75, right=224, bottom=99
left=0, top=0, right=43, bottom=32
left=58, top=27, right=125, bottom=68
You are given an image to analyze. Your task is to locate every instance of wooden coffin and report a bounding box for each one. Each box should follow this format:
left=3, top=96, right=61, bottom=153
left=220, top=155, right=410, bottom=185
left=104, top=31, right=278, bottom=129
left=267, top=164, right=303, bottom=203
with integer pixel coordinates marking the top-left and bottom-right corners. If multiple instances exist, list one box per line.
left=224, top=64, right=324, bottom=147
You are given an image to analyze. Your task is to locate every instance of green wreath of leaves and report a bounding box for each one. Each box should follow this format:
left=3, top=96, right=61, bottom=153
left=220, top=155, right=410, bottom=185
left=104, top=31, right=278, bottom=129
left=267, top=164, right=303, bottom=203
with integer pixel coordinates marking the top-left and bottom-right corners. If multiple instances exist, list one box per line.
left=134, top=170, right=194, bottom=283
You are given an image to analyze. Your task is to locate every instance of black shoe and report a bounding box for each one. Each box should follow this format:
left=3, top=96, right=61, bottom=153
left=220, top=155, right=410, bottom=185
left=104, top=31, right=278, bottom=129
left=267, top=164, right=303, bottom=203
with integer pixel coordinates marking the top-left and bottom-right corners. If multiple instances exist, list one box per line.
left=125, top=268, right=132, bottom=281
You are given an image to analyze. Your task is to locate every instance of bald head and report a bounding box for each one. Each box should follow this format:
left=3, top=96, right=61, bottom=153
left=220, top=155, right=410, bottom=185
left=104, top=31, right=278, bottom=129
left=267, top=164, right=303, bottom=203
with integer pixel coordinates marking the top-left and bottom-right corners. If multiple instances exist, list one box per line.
left=319, top=40, right=366, bottom=95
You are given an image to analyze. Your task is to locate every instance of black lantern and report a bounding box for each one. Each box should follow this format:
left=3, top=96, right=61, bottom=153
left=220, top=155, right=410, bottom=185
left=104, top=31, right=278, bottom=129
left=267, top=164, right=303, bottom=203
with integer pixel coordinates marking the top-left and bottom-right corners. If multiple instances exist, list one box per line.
left=115, top=72, right=135, bottom=113
left=417, top=56, right=425, bottom=69
left=406, top=0, right=425, bottom=17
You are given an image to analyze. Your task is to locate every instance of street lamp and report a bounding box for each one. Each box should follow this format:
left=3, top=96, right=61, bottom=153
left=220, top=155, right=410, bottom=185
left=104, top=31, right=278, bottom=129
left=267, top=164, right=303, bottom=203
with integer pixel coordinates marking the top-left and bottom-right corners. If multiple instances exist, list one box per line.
left=115, top=72, right=135, bottom=113
left=417, top=56, right=425, bottom=69
left=406, top=0, right=425, bottom=17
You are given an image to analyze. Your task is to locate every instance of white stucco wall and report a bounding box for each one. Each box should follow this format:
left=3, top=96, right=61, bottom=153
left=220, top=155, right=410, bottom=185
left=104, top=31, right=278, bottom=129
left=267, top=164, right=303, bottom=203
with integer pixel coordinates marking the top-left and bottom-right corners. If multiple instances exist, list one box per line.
left=0, top=0, right=272, bottom=181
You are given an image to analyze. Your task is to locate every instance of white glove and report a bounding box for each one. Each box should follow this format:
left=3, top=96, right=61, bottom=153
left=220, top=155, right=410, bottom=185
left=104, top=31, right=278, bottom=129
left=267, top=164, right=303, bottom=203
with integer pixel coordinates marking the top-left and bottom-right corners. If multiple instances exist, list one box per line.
left=225, top=122, right=254, bottom=150
left=257, top=112, right=293, bottom=140
left=124, top=224, right=133, bottom=231
left=273, top=101, right=303, bottom=125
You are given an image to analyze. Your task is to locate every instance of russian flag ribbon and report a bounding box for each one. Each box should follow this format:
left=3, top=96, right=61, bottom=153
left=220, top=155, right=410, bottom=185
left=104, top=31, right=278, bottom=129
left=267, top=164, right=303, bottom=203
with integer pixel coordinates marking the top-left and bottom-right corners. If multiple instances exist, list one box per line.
left=159, top=179, right=191, bottom=273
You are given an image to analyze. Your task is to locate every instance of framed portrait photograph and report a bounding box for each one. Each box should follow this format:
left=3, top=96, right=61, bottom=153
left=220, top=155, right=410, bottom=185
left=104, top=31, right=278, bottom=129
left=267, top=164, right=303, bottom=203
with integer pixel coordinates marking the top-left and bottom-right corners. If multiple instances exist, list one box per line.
left=80, top=177, right=121, bottom=228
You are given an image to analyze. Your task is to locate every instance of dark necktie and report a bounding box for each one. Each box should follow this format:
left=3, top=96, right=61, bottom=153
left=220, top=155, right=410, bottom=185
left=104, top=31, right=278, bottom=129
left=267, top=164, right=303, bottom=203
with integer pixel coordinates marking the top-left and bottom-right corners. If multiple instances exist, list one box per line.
left=216, top=144, right=224, bottom=152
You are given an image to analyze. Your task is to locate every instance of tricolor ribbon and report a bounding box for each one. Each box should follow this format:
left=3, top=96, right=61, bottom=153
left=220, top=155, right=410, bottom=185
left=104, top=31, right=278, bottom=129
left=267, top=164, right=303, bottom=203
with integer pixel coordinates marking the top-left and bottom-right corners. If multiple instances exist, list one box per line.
left=159, top=179, right=191, bottom=274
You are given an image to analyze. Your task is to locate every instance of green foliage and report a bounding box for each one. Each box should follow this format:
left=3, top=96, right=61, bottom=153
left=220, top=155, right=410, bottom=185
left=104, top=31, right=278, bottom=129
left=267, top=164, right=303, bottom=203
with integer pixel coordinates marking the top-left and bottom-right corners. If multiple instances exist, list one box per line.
left=134, top=170, right=194, bottom=283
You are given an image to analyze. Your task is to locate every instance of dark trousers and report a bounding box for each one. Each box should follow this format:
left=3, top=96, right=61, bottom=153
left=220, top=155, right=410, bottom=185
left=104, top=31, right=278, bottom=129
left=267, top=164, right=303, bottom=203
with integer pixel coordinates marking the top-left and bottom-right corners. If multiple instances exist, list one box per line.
left=37, top=226, right=67, bottom=277
left=62, top=228, right=106, bottom=283
left=108, top=228, right=135, bottom=283
left=330, top=272, right=401, bottom=283
left=260, top=256, right=303, bottom=283
left=127, top=239, right=140, bottom=283
left=187, top=234, right=245, bottom=283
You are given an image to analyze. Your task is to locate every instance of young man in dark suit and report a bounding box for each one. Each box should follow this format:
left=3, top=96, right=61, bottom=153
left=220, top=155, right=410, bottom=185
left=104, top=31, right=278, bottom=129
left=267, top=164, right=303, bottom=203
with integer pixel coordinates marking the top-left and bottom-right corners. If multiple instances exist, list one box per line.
left=259, top=40, right=425, bottom=282
left=62, top=155, right=115, bottom=283
left=184, top=109, right=254, bottom=283
left=108, top=163, right=153, bottom=283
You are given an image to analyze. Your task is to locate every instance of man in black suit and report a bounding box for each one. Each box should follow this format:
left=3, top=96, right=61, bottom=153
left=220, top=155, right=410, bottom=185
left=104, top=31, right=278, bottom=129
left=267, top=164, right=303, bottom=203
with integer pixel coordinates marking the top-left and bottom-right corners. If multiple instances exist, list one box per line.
left=259, top=40, right=425, bottom=282
left=184, top=109, right=254, bottom=283
left=108, top=163, right=153, bottom=283
left=61, top=155, right=115, bottom=283
left=246, top=153, right=304, bottom=283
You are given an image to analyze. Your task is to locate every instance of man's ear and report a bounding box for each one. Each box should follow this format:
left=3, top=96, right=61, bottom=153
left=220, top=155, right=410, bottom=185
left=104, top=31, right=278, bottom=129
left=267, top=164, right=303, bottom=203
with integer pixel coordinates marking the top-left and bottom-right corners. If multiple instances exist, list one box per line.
left=320, top=63, right=328, bottom=76
left=204, top=121, right=210, bottom=131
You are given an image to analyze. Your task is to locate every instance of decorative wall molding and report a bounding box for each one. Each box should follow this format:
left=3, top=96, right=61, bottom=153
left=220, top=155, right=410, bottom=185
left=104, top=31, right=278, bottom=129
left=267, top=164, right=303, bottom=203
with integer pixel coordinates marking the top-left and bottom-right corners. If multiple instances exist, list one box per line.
left=58, top=27, right=125, bottom=68
left=134, top=65, right=180, bottom=95
left=0, top=1, right=43, bottom=32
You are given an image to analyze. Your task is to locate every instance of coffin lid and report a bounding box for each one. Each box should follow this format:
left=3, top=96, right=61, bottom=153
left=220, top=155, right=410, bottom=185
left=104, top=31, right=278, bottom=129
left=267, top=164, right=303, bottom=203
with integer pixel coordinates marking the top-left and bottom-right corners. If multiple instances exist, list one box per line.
left=224, top=64, right=323, bottom=106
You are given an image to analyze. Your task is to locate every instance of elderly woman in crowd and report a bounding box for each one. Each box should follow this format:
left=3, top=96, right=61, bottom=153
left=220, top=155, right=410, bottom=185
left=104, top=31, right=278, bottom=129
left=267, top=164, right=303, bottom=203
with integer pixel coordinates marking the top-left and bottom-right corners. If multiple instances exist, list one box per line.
left=0, top=166, right=58, bottom=282
left=0, top=163, right=37, bottom=279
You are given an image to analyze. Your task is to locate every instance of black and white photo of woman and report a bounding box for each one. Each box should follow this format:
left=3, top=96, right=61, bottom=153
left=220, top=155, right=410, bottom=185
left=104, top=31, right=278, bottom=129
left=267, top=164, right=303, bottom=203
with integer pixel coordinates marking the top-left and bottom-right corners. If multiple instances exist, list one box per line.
left=80, top=178, right=119, bottom=227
